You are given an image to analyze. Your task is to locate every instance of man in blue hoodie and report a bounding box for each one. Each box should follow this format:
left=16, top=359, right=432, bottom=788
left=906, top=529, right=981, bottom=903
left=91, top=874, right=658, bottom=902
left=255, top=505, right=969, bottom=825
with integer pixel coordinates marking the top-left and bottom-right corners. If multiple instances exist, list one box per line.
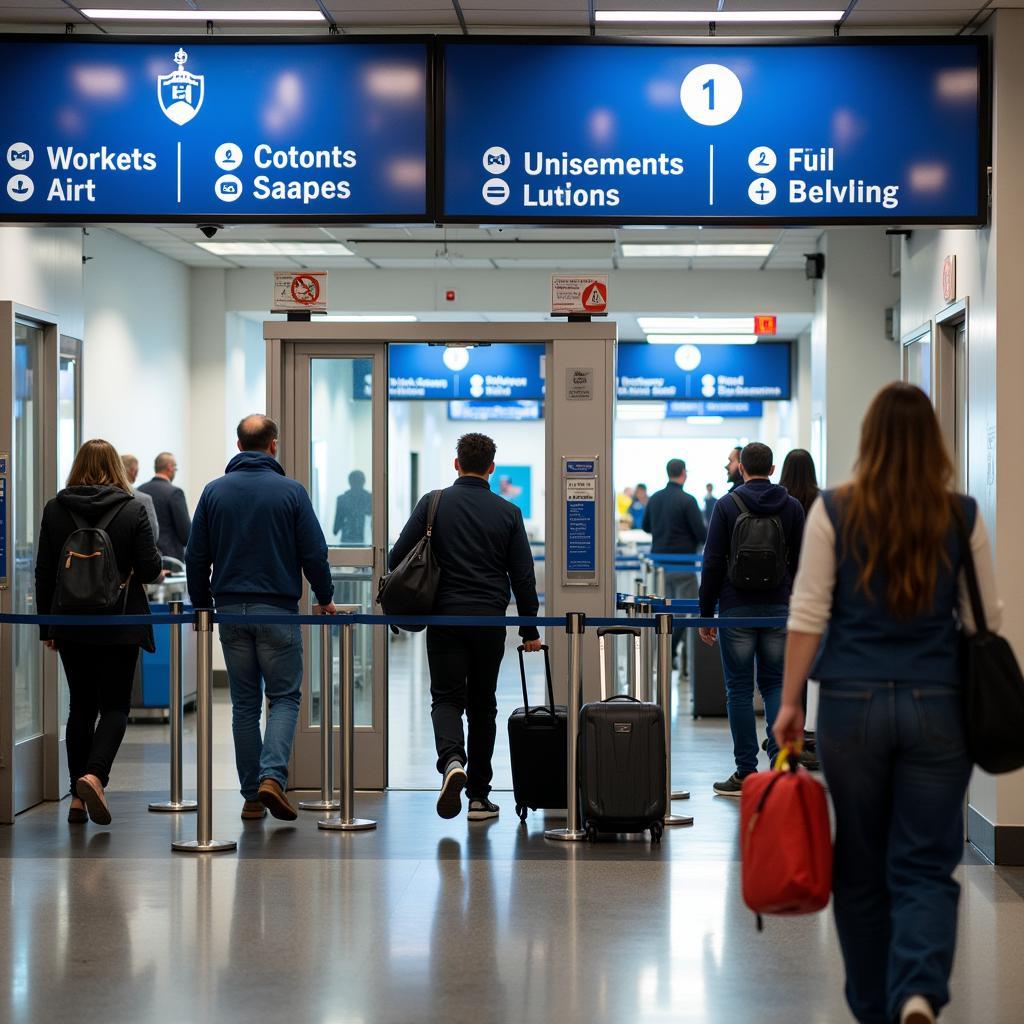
left=697, top=442, right=804, bottom=797
left=186, top=414, right=336, bottom=821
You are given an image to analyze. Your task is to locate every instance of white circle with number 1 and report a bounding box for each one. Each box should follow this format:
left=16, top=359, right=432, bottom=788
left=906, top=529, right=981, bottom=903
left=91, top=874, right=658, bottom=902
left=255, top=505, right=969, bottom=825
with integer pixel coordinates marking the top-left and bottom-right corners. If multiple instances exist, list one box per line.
left=680, top=64, right=743, bottom=126
left=748, top=147, right=777, bottom=174
left=748, top=178, right=777, bottom=206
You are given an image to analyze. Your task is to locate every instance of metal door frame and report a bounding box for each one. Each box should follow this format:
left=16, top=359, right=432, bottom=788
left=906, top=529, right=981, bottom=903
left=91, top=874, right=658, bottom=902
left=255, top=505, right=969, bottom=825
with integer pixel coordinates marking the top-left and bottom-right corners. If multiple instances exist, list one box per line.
left=0, top=301, right=61, bottom=822
left=935, top=299, right=969, bottom=490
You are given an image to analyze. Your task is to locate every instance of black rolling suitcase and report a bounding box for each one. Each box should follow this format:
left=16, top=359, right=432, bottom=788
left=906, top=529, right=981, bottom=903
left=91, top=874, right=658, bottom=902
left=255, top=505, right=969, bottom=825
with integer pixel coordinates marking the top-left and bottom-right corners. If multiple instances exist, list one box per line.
left=578, top=626, right=666, bottom=842
left=508, top=644, right=568, bottom=821
left=689, top=633, right=727, bottom=718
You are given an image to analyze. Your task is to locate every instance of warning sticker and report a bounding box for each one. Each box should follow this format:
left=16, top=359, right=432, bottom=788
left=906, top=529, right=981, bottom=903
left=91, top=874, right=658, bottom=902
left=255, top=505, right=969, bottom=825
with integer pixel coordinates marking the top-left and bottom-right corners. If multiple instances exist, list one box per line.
left=273, top=270, right=328, bottom=312
left=551, top=274, right=608, bottom=316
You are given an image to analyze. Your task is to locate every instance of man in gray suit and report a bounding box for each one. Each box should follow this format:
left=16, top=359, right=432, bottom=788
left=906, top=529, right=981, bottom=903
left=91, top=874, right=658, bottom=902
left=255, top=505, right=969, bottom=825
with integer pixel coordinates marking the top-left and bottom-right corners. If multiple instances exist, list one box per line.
left=121, top=454, right=159, bottom=544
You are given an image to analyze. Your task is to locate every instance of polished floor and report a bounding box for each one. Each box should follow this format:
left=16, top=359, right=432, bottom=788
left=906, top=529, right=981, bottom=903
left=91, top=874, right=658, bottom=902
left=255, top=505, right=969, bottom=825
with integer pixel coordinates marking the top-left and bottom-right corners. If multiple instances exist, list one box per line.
left=3, top=684, right=1024, bottom=1023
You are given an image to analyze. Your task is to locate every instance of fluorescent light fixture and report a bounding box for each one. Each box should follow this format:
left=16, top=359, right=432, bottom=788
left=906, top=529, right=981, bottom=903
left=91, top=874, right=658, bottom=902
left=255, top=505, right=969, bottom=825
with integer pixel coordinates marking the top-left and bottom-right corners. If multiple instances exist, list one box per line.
left=319, top=315, right=419, bottom=323
left=616, top=402, right=667, bottom=421
left=196, top=242, right=353, bottom=257
left=596, top=10, right=844, bottom=24
left=686, top=416, right=726, bottom=425
left=621, top=243, right=774, bottom=258
left=82, top=8, right=326, bottom=22
left=638, top=316, right=755, bottom=334
left=646, top=334, right=758, bottom=346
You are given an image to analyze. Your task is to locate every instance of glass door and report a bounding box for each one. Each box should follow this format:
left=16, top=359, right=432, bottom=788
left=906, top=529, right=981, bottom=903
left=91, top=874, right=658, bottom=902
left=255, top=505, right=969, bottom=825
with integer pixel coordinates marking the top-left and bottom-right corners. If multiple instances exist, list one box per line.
left=291, top=344, right=387, bottom=791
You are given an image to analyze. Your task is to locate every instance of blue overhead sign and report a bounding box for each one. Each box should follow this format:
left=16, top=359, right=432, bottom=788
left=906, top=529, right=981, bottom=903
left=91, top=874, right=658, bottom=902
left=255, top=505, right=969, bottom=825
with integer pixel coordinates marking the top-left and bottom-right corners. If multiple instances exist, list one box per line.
left=441, top=40, right=986, bottom=224
left=0, top=38, right=429, bottom=221
left=388, top=344, right=545, bottom=400
left=617, top=343, right=791, bottom=401
left=666, top=400, right=764, bottom=419
left=448, top=400, right=542, bottom=422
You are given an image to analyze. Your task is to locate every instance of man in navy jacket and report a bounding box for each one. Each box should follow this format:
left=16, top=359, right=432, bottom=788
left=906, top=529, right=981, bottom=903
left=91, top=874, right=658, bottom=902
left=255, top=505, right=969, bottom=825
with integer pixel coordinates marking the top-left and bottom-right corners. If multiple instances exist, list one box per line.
left=698, top=442, right=804, bottom=797
left=186, top=414, right=336, bottom=822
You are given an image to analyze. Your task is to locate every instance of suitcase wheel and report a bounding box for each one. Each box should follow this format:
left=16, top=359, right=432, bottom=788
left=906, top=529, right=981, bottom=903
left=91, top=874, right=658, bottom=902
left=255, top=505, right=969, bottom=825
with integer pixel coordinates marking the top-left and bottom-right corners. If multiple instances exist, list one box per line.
left=650, top=821, right=664, bottom=844
left=585, top=823, right=599, bottom=844
left=516, top=804, right=528, bottom=821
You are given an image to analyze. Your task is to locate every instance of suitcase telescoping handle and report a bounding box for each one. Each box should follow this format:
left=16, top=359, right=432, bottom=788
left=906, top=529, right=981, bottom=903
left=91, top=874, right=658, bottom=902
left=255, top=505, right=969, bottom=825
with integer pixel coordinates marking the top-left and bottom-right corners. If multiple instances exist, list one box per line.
left=517, top=643, right=555, bottom=719
left=596, top=626, right=642, bottom=702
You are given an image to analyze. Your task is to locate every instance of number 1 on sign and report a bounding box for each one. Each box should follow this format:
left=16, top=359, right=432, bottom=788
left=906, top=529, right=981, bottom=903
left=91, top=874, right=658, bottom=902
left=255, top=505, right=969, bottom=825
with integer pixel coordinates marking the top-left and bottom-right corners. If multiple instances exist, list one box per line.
left=703, top=78, right=715, bottom=111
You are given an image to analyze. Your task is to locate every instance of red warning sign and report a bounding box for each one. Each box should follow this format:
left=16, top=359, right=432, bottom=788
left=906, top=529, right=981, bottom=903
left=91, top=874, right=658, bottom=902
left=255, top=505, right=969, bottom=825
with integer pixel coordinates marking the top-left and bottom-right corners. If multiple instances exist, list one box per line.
left=272, top=270, right=328, bottom=313
left=754, top=314, right=777, bottom=336
left=582, top=281, right=607, bottom=312
left=551, top=274, right=609, bottom=316
left=291, top=274, right=320, bottom=306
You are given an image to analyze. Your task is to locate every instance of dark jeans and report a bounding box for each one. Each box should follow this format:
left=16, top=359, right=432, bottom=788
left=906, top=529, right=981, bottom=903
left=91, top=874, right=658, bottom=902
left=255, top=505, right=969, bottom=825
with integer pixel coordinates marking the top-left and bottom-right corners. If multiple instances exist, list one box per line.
left=60, top=641, right=139, bottom=794
left=718, top=604, right=787, bottom=775
left=665, top=571, right=698, bottom=662
left=817, top=679, right=972, bottom=1024
left=426, top=625, right=506, bottom=799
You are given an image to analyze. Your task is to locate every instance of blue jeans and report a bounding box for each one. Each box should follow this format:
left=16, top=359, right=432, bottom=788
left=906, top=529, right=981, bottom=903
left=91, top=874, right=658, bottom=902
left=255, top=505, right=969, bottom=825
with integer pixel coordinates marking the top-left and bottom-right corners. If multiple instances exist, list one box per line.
left=218, top=603, right=304, bottom=801
left=717, top=604, right=787, bottom=775
left=817, top=680, right=972, bottom=1024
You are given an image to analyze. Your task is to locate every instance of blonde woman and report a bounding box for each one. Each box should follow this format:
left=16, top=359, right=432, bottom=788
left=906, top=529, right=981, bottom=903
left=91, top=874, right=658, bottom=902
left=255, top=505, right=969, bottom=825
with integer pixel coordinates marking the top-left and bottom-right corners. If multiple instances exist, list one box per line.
left=35, top=439, right=162, bottom=825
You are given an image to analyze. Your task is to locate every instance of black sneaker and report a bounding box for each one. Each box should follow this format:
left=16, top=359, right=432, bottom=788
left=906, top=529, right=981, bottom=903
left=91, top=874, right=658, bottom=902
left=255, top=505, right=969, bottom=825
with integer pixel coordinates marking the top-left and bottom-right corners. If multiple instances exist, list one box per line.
left=436, top=760, right=467, bottom=819
left=467, top=798, right=500, bottom=821
left=713, top=772, right=747, bottom=797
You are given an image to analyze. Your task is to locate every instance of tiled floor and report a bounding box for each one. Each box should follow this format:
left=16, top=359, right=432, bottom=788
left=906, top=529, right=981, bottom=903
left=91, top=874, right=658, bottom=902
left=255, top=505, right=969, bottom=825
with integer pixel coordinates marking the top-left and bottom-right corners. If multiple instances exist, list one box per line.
left=3, top=676, right=1024, bottom=1023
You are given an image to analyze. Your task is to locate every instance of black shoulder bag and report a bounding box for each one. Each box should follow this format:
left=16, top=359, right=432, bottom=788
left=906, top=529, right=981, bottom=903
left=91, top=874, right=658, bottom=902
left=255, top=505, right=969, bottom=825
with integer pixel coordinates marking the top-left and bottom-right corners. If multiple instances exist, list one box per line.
left=955, top=506, right=1024, bottom=774
left=376, top=489, right=443, bottom=629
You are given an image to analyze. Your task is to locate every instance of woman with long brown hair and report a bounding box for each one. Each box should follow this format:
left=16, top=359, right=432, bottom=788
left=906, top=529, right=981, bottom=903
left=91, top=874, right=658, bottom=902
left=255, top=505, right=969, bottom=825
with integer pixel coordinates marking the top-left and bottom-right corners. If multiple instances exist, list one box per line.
left=35, top=439, right=162, bottom=825
left=774, top=383, right=1001, bottom=1024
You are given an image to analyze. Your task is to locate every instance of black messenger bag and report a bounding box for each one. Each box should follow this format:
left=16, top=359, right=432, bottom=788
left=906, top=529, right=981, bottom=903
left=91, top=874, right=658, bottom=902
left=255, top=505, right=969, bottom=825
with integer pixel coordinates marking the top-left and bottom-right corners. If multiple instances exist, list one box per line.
left=955, top=505, right=1024, bottom=774
left=376, top=489, right=443, bottom=629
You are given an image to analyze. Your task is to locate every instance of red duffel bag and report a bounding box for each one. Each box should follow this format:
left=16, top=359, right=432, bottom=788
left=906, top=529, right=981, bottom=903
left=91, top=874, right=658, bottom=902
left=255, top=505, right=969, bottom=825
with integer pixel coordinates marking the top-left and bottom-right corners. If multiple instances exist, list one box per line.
left=741, top=745, right=833, bottom=929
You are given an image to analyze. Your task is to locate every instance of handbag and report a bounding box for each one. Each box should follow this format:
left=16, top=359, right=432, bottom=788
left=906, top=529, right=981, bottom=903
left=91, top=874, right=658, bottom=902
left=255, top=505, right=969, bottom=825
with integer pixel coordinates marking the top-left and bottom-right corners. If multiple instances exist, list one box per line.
left=376, top=489, right=443, bottom=629
left=740, top=745, right=833, bottom=930
left=954, top=504, right=1024, bottom=774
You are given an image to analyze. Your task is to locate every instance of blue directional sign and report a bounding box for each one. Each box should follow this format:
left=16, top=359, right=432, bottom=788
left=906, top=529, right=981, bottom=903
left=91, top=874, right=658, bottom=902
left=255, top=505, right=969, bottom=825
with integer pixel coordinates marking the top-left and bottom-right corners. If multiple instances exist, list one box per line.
left=0, top=39, right=429, bottom=220
left=666, top=400, right=764, bottom=419
left=617, top=342, right=791, bottom=401
left=442, top=40, right=986, bottom=224
left=388, top=344, right=545, bottom=400
left=448, top=400, right=542, bottom=422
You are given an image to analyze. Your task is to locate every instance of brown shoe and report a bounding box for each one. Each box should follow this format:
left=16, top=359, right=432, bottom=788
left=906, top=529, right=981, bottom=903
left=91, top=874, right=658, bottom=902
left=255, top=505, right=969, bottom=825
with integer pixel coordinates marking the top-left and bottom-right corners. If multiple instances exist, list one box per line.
left=241, top=800, right=267, bottom=821
left=75, top=775, right=112, bottom=825
left=257, top=778, right=297, bottom=821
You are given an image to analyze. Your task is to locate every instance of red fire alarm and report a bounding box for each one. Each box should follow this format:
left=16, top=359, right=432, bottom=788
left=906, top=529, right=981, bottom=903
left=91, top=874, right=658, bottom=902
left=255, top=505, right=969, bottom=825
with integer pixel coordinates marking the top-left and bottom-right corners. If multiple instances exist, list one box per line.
left=445, top=289, right=456, bottom=302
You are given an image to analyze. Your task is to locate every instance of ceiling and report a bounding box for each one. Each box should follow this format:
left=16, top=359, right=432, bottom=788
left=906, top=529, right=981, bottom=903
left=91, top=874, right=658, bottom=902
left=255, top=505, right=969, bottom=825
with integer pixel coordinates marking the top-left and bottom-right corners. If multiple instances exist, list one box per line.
left=0, top=1, right=1017, bottom=35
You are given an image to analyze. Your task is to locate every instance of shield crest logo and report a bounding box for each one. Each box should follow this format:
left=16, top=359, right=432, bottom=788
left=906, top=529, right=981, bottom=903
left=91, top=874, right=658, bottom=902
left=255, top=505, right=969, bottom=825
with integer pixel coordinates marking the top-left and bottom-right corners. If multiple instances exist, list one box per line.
left=158, top=48, right=204, bottom=126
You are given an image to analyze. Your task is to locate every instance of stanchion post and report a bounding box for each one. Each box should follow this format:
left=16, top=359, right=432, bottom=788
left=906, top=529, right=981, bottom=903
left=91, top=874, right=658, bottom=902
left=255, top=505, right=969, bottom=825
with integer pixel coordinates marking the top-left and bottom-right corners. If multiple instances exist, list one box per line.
left=625, top=598, right=637, bottom=697
left=300, top=622, right=340, bottom=811
left=655, top=565, right=666, bottom=601
left=658, top=612, right=692, bottom=827
left=638, top=598, right=653, bottom=703
left=172, top=608, right=236, bottom=853
left=150, top=601, right=197, bottom=813
left=319, top=613, right=376, bottom=831
left=546, top=612, right=587, bottom=842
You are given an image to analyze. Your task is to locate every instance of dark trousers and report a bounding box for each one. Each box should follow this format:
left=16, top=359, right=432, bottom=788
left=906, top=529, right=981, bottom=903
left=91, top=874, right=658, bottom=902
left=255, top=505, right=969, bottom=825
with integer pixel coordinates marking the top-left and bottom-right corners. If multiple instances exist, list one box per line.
left=425, top=625, right=506, bottom=799
left=817, top=679, right=972, bottom=1024
left=665, top=571, right=698, bottom=660
left=60, top=641, right=139, bottom=794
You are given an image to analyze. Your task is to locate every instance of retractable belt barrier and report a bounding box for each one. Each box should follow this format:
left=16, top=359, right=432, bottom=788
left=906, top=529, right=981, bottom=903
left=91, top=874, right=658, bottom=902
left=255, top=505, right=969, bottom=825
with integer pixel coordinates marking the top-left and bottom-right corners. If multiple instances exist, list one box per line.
left=4, top=607, right=787, bottom=853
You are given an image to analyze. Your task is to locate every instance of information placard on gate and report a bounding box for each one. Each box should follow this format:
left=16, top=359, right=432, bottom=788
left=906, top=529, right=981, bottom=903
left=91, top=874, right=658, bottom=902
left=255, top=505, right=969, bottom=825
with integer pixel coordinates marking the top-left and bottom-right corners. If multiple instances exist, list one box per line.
left=272, top=270, right=328, bottom=313
left=563, top=457, right=598, bottom=586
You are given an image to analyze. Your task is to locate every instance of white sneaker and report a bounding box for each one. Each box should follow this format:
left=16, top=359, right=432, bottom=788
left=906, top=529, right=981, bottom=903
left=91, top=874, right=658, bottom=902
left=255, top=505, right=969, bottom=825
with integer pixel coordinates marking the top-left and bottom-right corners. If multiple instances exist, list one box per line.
left=900, top=996, right=936, bottom=1024
left=436, top=760, right=467, bottom=819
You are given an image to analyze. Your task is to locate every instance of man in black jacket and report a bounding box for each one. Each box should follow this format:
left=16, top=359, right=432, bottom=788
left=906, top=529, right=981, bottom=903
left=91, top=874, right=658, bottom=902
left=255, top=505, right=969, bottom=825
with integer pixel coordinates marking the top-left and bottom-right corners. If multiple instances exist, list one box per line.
left=642, top=458, right=707, bottom=666
left=138, top=452, right=191, bottom=562
left=389, top=433, right=541, bottom=822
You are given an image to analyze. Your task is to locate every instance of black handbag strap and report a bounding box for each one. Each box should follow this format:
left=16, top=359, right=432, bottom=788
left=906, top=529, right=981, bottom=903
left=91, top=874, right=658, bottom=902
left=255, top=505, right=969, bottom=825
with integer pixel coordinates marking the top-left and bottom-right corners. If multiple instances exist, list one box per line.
left=517, top=644, right=554, bottom=717
left=425, top=489, right=443, bottom=539
left=951, top=498, right=988, bottom=636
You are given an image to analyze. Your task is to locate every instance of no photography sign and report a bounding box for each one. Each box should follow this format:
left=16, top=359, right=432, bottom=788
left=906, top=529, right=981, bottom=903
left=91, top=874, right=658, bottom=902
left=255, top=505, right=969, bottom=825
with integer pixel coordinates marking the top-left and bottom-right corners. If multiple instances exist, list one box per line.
left=273, top=271, right=328, bottom=313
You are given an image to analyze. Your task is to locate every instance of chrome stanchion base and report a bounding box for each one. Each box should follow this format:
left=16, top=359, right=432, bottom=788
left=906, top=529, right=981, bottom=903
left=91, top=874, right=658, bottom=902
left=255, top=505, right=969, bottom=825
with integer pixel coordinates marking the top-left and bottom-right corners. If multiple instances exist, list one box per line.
left=298, top=798, right=340, bottom=811
left=171, top=839, right=237, bottom=853
left=317, top=817, right=377, bottom=831
left=544, top=827, right=587, bottom=842
left=664, top=813, right=694, bottom=827
left=149, top=799, right=197, bottom=812
left=672, top=790, right=691, bottom=800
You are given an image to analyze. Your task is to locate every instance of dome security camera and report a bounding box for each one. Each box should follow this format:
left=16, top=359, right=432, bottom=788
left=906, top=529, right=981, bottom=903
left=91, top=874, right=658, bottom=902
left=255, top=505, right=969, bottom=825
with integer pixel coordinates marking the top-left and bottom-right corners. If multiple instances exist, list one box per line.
left=198, top=224, right=223, bottom=239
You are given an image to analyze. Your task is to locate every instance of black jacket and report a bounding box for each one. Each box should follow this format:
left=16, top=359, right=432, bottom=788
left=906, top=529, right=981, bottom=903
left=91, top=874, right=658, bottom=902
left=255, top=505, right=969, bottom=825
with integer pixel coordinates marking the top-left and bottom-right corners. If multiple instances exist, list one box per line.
left=389, top=476, right=541, bottom=640
left=137, top=476, right=191, bottom=562
left=642, top=482, right=708, bottom=555
left=35, top=486, right=163, bottom=650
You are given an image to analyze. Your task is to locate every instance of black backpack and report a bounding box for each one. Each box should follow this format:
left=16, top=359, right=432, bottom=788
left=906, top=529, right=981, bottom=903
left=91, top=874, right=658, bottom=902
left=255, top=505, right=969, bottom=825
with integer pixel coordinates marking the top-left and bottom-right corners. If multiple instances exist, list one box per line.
left=727, top=493, right=788, bottom=591
left=53, top=501, right=133, bottom=613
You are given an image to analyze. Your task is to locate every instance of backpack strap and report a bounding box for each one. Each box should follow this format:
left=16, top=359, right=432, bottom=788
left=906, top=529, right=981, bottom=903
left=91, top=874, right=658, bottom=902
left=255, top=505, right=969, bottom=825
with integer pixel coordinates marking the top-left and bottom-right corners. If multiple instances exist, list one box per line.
left=95, top=498, right=131, bottom=534
left=425, top=489, right=443, bottom=538
left=731, top=492, right=750, bottom=515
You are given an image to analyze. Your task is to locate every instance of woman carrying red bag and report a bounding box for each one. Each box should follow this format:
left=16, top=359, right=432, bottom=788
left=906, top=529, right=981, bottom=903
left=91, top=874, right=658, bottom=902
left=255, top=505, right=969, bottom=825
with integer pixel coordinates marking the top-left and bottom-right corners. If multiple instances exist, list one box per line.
left=774, top=383, right=1002, bottom=1024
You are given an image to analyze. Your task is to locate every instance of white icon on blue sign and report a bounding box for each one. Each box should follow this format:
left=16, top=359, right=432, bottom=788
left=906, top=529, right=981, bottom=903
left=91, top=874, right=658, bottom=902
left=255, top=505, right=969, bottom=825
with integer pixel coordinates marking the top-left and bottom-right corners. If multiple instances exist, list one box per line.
left=7, top=143, right=33, bottom=170
left=748, top=147, right=777, bottom=174
left=748, top=177, right=777, bottom=205
left=680, top=64, right=743, bottom=127
left=7, top=175, right=33, bottom=202
left=215, top=174, right=243, bottom=202
left=482, top=177, right=510, bottom=206
left=482, top=147, right=510, bottom=174
left=674, top=345, right=702, bottom=372
left=158, top=48, right=205, bottom=127
left=701, top=373, right=717, bottom=399
left=215, top=143, right=242, bottom=171
left=469, top=373, right=485, bottom=398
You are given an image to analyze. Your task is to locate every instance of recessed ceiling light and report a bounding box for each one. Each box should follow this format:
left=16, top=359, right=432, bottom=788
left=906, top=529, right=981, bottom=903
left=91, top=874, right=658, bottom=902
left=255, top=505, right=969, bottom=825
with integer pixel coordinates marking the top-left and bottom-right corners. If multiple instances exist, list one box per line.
left=273, top=243, right=355, bottom=257
left=686, top=416, right=726, bottom=425
left=596, top=10, right=844, bottom=24
left=646, top=334, right=759, bottom=346
left=621, top=243, right=774, bottom=258
left=82, top=8, right=326, bottom=22
left=638, top=317, right=756, bottom=334
left=615, top=403, right=667, bottom=421
left=196, top=242, right=353, bottom=257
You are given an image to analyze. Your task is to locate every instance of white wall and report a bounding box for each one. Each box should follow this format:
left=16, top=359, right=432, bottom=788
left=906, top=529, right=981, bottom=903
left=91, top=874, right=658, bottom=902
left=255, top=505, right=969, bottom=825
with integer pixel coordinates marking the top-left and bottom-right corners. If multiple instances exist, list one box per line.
left=0, top=226, right=83, bottom=337
left=83, top=229, right=190, bottom=490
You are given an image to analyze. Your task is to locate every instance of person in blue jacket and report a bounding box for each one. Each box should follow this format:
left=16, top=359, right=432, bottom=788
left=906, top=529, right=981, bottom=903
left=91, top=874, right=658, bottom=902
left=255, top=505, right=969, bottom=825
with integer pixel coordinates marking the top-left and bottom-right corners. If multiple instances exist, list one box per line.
left=186, top=414, right=337, bottom=822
